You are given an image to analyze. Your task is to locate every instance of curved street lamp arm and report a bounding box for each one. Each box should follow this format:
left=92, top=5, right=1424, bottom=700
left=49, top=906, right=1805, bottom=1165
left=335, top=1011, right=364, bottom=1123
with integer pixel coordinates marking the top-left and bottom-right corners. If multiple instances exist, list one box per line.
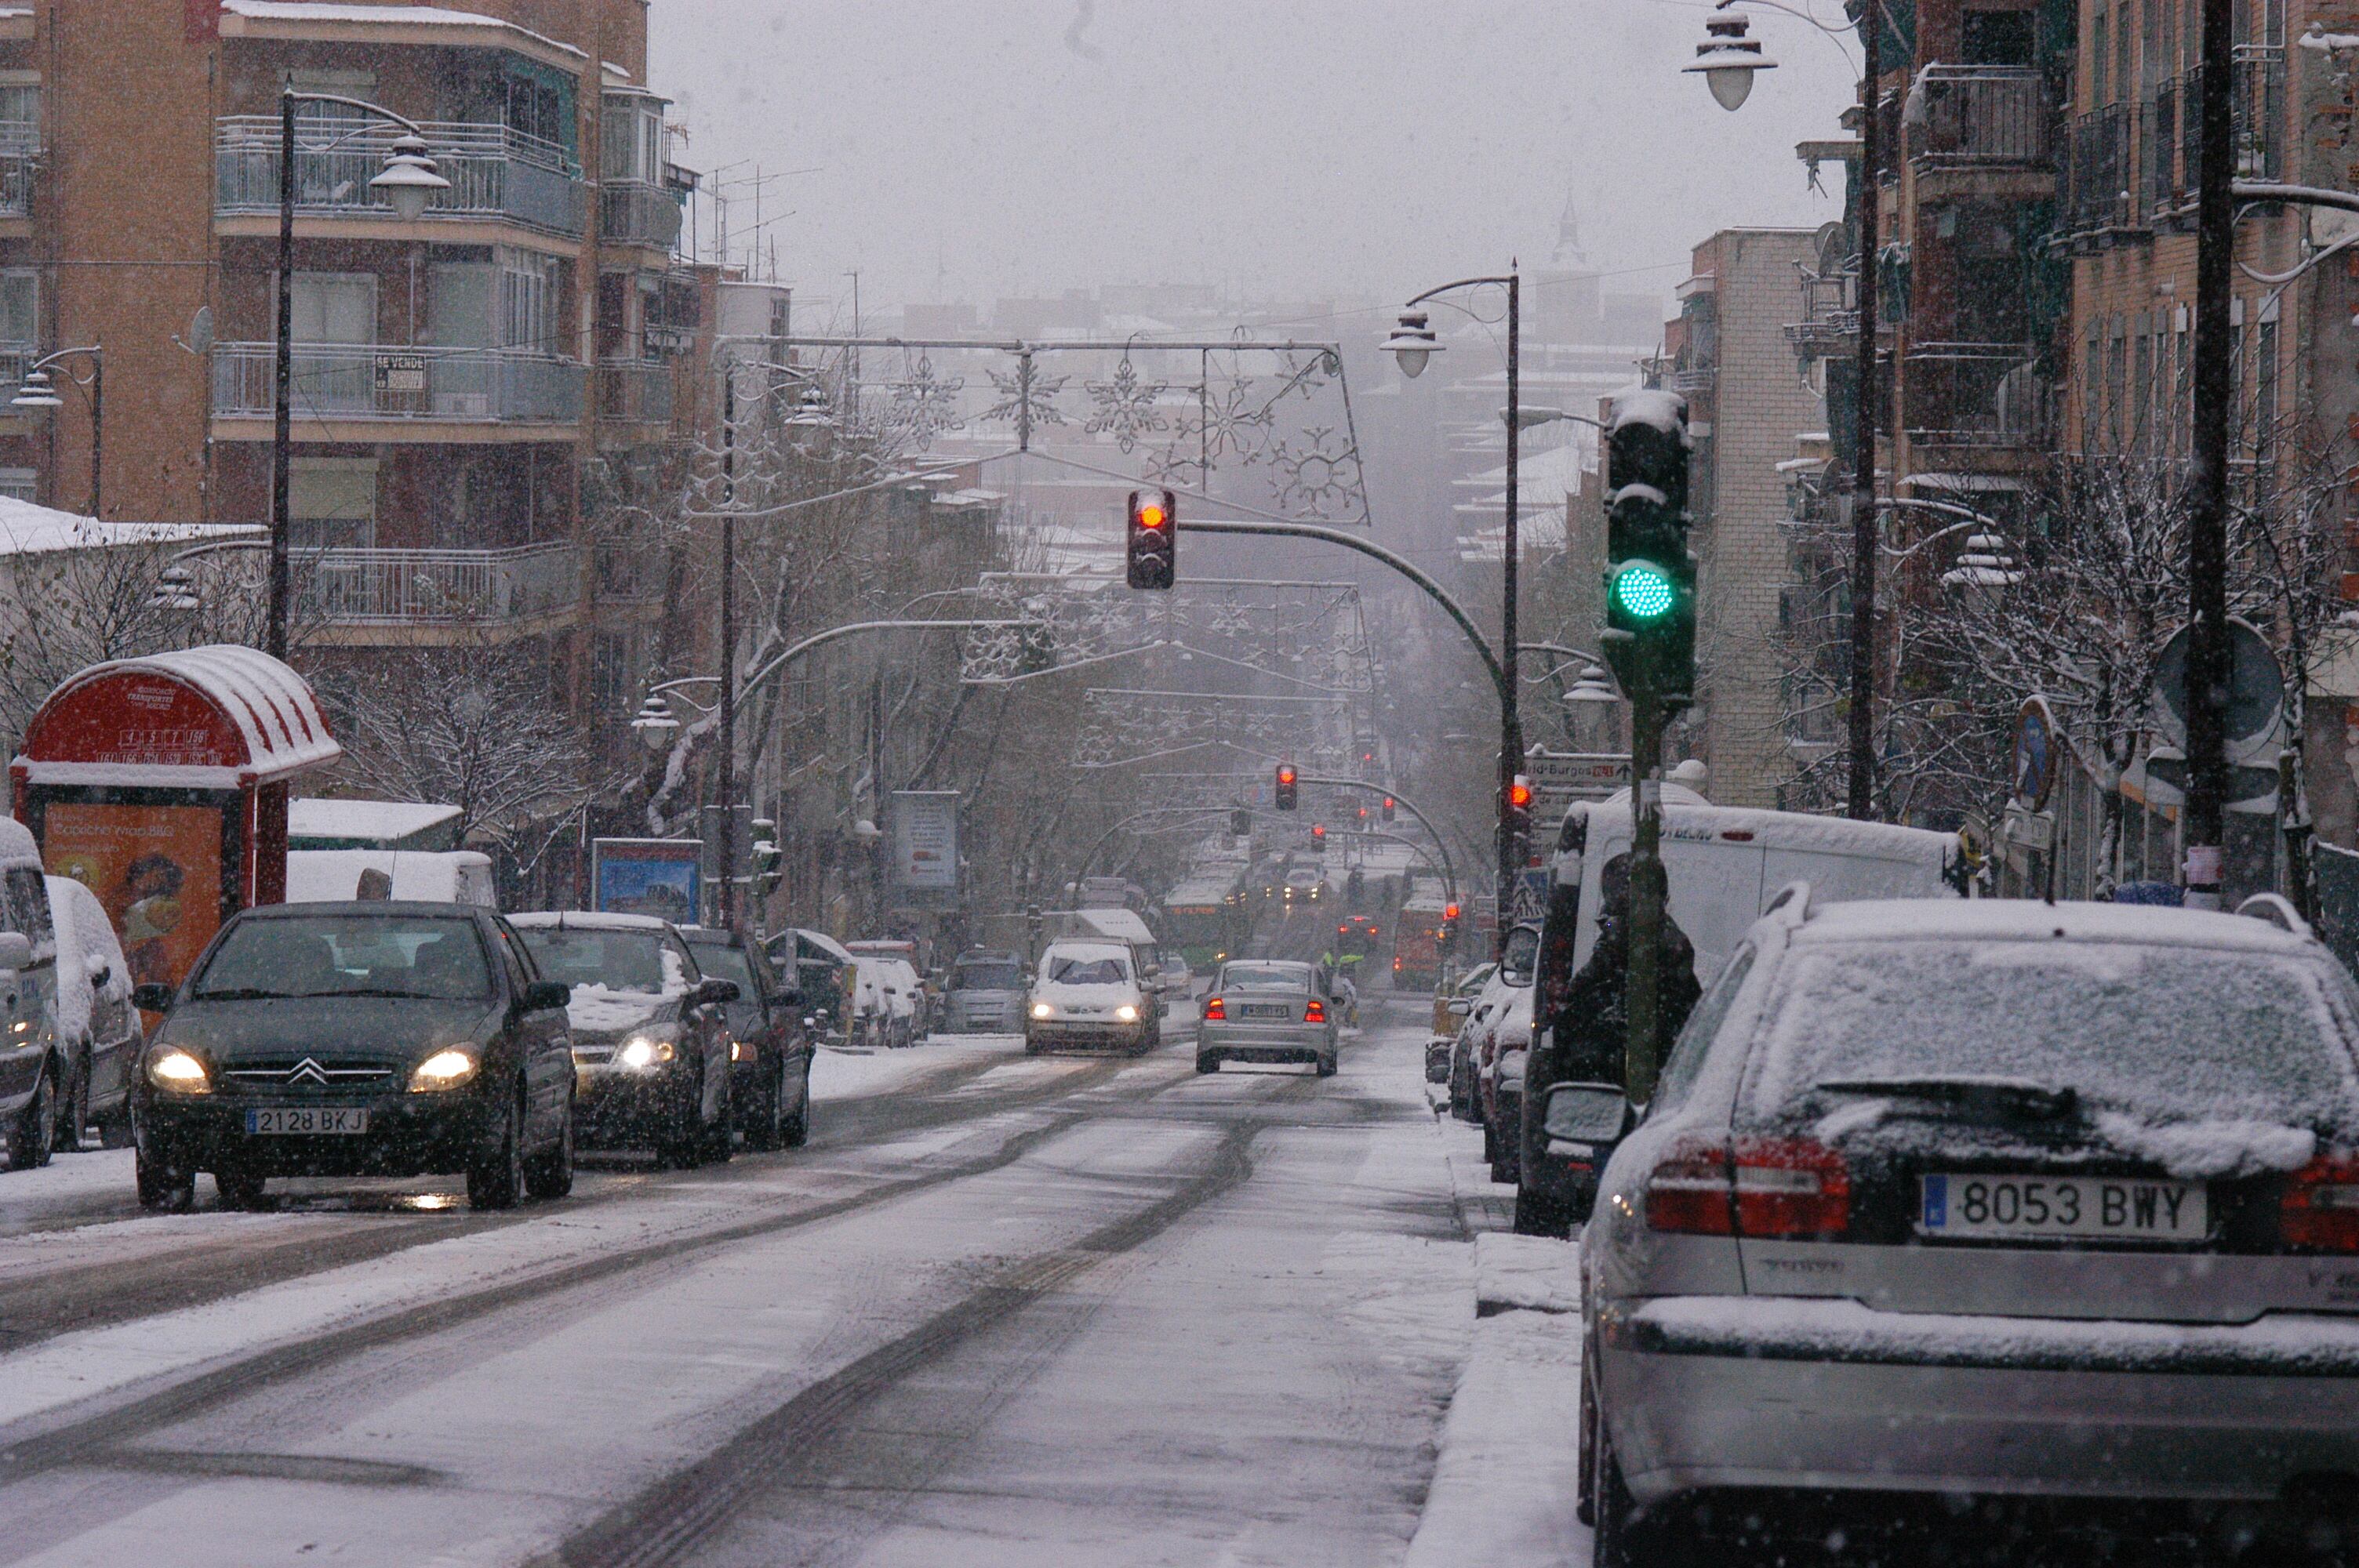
left=1404, top=274, right=1516, bottom=310
left=1173, top=518, right=1507, bottom=705
left=736, top=618, right=1022, bottom=709
left=282, top=89, right=426, bottom=137
left=1294, top=775, right=1459, bottom=906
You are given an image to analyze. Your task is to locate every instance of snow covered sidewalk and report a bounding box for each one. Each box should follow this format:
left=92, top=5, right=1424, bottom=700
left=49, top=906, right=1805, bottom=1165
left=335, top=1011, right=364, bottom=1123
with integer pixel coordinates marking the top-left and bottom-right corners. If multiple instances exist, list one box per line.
left=1405, top=1111, right=1590, bottom=1566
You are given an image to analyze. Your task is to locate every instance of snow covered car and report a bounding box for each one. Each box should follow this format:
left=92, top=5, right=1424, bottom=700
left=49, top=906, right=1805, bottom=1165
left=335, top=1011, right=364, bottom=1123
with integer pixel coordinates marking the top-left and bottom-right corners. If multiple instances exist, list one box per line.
left=1581, top=891, right=2359, bottom=1564
left=852, top=955, right=918, bottom=1048
left=45, top=874, right=139, bottom=1150
left=941, top=949, right=1027, bottom=1033
left=128, top=903, right=576, bottom=1210
left=512, top=913, right=736, bottom=1168
left=1478, top=982, right=1534, bottom=1184
left=678, top=925, right=812, bottom=1152
left=1196, top=959, right=1337, bottom=1076
left=1025, top=940, right=1155, bottom=1054
left=0, top=816, right=57, bottom=1171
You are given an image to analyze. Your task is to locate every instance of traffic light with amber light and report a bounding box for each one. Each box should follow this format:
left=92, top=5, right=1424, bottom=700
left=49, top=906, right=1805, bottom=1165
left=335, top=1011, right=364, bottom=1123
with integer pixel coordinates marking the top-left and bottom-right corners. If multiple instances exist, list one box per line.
left=1125, top=489, right=1176, bottom=590
left=1601, top=390, right=1697, bottom=709
left=1274, top=763, right=1298, bottom=811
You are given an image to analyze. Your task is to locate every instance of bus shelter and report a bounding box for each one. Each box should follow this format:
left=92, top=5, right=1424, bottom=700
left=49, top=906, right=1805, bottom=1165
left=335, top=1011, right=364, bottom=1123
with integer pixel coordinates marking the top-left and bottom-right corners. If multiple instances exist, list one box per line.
left=10, top=645, right=341, bottom=998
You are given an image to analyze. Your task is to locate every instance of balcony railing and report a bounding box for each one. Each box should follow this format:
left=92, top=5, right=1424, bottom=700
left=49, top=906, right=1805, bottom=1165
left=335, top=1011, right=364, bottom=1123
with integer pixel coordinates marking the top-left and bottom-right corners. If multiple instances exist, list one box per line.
left=302, top=543, right=583, bottom=628
left=216, top=116, right=586, bottom=237
left=0, top=340, right=35, bottom=399
left=0, top=120, right=38, bottom=218
left=598, top=358, right=676, bottom=426
left=2059, top=103, right=2139, bottom=240
left=1670, top=366, right=1716, bottom=394
left=213, top=343, right=585, bottom=426
left=1784, top=266, right=1862, bottom=359
left=1907, top=65, right=2052, bottom=168
left=601, top=180, right=683, bottom=251
left=1902, top=343, right=2053, bottom=448
left=2176, top=49, right=2286, bottom=203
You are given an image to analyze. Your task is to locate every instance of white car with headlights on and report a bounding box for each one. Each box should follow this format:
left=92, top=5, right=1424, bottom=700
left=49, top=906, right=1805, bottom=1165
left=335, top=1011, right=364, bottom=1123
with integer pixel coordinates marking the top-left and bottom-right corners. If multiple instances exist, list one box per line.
left=1024, top=940, right=1156, bottom=1054
left=511, top=913, right=738, bottom=1169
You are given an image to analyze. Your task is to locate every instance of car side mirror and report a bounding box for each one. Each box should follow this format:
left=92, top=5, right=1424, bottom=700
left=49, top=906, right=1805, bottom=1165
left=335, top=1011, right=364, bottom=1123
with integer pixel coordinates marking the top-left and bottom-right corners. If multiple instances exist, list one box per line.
left=86, top=958, right=112, bottom=989
left=1446, top=998, right=1472, bottom=1017
left=523, top=980, right=572, bottom=1013
left=132, top=982, right=176, bottom=1012
left=696, top=978, right=741, bottom=1007
left=0, top=932, right=30, bottom=977
left=771, top=988, right=801, bottom=1010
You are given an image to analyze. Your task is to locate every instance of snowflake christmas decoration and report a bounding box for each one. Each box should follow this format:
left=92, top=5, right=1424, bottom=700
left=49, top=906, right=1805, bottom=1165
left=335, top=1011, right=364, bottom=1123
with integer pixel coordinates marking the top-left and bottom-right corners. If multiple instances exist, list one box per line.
left=981, top=365, right=1067, bottom=429
left=1083, top=358, right=1169, bottom=453
left=888, top=355, right=965, bottom=445
left=1267, top=426, right=1362, bottom=518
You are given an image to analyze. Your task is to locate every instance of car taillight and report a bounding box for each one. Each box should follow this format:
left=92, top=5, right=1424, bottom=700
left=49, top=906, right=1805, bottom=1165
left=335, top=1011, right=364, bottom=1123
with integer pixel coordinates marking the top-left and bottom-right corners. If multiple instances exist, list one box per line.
left=1645, top=1139, right=1851, bottom=1238
left=1202, top=996, right=1225, bottom=1020
left=1305, top=999, right=1326, bottom=1023
left=2281, top=1156, right=2359, bottom=1251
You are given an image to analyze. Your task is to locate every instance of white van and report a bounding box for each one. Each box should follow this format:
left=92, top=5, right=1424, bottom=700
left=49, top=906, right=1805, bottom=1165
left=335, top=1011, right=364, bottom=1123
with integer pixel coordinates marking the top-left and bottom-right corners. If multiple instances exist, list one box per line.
left=285, top=848, right=497, bottom=909
left=1553, top=785, right=1962, bottom=981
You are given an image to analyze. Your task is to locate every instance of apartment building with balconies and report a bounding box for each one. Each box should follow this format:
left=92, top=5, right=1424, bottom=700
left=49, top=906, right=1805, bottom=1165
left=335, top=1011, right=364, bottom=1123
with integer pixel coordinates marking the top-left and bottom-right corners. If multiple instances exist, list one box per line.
left=0, top=0, right=701, bottom=679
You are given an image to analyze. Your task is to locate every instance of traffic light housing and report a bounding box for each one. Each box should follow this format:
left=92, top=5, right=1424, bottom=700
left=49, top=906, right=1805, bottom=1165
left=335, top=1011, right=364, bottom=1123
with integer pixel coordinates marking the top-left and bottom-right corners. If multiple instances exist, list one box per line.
left=1230, top=808, right=1252, bottom=837
left=1506, top=774, right=1534, bottom=847
left=1274, top=763, right=1298, bottom=811
left=1601, top=390, right=1697, bottom=709
left=1311, top=822, right=1326, bottom=844
left=1125, top=488, right=1176, bottom=590
left=750, top=818, right=784, bottom=894
left=1381, top=795, right=1397, bottom=823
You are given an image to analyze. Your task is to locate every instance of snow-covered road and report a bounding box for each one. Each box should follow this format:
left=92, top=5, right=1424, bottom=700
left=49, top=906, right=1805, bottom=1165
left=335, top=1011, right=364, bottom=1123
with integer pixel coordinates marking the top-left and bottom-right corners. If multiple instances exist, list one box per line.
left=0, top=999, right=1528, bottom=1567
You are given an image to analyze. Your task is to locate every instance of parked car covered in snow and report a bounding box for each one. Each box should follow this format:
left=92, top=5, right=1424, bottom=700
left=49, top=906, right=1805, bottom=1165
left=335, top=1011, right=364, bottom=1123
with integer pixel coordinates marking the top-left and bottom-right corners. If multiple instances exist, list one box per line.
left=45, top=873, right=139, bottom=1150
left=0, top=817, right=57, bottom=1171
left=512, top=912, right=736, bottom=1168
left=1579, top=891, right=2359, bottom=1564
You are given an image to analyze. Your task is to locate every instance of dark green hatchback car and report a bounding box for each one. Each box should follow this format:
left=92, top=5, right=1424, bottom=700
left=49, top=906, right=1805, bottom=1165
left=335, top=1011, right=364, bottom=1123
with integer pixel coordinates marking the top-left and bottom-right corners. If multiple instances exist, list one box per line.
left=129, top=902, right=577, bottom=1212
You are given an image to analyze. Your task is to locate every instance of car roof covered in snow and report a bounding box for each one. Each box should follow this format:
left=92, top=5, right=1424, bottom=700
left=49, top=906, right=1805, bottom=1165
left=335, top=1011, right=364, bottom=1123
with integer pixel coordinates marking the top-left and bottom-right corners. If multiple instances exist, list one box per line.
left=509, top=910, right=674, bottom=934
left=1788, top=898, right=2325, bottom=958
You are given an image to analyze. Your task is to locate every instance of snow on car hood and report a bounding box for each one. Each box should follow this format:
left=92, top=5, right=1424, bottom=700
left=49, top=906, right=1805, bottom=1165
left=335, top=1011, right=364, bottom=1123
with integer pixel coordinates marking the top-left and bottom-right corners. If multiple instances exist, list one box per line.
left=566, top=984, right=678, bottom=1040
left=1033, top=982, right=1140, bottom=1009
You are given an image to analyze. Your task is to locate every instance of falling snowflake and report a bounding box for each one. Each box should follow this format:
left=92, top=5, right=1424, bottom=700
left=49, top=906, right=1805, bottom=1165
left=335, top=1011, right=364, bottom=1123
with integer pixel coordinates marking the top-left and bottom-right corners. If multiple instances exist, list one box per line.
left=1083, top=358, right=1170, bottom=453
left=1268, top=426, right=1362, bottom=517
left=981, top=365, right=1067, bottom=430
left=889, top=355, right=965, bottom=445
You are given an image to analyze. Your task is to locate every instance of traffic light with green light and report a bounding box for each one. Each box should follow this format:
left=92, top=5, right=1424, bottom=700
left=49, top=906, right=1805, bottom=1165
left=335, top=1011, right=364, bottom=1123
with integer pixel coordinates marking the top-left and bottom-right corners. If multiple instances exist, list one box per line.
left=1601, top=390, right=1696, bottom=709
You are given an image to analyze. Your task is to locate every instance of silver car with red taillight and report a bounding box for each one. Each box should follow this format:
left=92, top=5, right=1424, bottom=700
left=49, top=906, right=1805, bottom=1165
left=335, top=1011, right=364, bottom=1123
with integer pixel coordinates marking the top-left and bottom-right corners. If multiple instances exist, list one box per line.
left=1579, top=889, right=2359, bottom=1566
left=1196, top=960, right=1338, bottom=1076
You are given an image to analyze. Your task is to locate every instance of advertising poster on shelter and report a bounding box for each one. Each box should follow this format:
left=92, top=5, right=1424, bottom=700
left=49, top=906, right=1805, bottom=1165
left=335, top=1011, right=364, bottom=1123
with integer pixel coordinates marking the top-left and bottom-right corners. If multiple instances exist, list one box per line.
left=42, top=802, right=224, bottom=994
left=593, top=838, right=702, bottom=924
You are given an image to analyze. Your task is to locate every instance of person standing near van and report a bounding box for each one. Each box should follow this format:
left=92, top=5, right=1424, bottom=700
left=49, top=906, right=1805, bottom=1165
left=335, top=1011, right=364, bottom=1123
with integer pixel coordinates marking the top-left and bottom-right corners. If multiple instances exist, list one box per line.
left=1525, top=855, right=1702, bottom=1129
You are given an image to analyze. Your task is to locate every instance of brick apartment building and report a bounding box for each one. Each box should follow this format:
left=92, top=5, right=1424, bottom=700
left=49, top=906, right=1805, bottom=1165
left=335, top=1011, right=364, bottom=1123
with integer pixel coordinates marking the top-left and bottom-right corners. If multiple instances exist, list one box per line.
left=0, top=0, right=711, bottom=717
left=1654, top=227, right=1826, bottom=809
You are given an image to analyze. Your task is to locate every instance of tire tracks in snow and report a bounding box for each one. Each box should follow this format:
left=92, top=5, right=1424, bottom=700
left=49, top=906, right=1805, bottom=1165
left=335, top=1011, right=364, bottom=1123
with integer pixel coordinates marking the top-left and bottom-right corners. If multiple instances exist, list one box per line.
left=0, top=1050, right=1246, bottom=1487
left=533, top=1094, right=1294, bottom=1568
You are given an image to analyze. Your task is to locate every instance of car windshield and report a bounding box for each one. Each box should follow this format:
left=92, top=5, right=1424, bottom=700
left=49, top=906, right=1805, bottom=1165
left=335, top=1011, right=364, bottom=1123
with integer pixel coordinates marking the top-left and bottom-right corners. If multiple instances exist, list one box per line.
left=1221, top=965, right=1306, bottom=990
left=1048, top=954, right=1126, bottom=985
left=1745, top=940, right=2359, bottom=1131
left=954, top=960, right=1022, bottom=989
left=518, top=927, right=677, bottom=995
left=687, top=940, right=761, bottom=996
left=191, top=915, right=491, bottom=1001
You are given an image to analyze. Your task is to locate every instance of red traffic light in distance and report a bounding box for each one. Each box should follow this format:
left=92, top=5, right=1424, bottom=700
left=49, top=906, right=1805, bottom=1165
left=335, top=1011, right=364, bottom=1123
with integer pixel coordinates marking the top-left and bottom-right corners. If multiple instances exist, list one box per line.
left=1444, top=902, right=1461, bottom=920
left=1136, top=498, right=1169, bottom=529
left=1311, top=822, right=1326, bottom=840
left=1274, top=762, right=1298, bottom=811
left=1125, top=488, right=1177, bottom=590
left=1508, top=775, right=1533, bottom=811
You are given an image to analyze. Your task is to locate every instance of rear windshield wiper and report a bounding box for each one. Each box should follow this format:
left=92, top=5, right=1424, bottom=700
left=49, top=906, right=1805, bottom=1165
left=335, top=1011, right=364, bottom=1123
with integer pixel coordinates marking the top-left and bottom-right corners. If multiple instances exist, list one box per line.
left=189, top=986, right=287, bottom=1000
left=1813, top=1076, right=2080, bottom=1122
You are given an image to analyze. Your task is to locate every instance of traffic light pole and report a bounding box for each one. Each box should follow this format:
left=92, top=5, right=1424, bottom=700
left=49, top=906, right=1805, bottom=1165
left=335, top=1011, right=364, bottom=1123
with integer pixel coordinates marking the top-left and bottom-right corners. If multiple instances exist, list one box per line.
left=1296, top=775, right=1458, bottom=913
left=1625, top=684, right=1669, bottom=1102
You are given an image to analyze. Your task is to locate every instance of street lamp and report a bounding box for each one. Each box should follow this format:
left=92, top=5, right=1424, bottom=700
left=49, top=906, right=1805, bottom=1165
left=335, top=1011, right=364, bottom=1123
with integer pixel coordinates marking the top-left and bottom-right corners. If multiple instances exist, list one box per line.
left=1565, top=666, right=1620, bottom=706
left=268, top=92, right=449, bottom=662
left=1690, top=0, right=1880, bottom=822
left=1685, top=12, right=1779, bottom=111
left=631, top=694, right=682, bottom=752
left=1386, top=268, right=1526, bottom=956
left=12, top=345, right=104, bottom=516
left=146, top=562, right=201, bottom=615
left=783, top=385, right=834, bottom=453
left=1380, top=310, right=1444, bottom=379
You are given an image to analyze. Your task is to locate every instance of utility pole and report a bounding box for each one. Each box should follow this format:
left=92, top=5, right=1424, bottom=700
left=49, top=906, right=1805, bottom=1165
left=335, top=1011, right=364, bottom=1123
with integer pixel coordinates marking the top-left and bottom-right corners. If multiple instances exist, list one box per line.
left=2183, top=0, right=2234, bottom=907
left=717, top=365, right=739, bottom=928
left=1845, top=0, right=1882, bottom=822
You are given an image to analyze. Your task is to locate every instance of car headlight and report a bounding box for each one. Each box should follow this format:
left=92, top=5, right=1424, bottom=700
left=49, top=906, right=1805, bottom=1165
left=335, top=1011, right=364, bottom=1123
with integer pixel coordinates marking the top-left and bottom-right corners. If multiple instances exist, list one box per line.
left=146, top=1047, right=210, bottom=1094
left=409, top=1048, right=478, bottom=1092
left=730, top=1039, right=753, bottom=1062
left=619, top=1036, right=676, bottom=1069
left=1030, top=1001, right=1055, bottom=1020
left=1114, top=1004, right=1139, bottom=1022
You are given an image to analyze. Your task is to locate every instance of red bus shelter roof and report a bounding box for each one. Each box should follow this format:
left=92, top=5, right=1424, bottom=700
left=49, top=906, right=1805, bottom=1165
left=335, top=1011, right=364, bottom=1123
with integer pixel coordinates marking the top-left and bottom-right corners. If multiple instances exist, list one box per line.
left=12, top=644, right=342, bottom=790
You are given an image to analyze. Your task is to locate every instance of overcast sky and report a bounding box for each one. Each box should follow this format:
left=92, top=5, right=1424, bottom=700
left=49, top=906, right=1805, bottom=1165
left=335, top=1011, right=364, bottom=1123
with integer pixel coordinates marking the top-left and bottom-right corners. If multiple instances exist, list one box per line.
left=649, top=0, right=1859, bottom=318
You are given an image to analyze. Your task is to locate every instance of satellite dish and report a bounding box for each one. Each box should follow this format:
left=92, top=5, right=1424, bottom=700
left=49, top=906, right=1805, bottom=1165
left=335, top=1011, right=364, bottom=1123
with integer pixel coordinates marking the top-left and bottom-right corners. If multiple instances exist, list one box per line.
left=177, top=306, right=214, bottom=358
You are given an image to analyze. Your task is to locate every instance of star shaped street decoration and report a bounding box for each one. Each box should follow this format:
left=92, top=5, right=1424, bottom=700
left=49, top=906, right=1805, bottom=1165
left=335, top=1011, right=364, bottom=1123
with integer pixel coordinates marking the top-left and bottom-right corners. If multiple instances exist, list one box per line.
left=1083, top=358, right=1170, bottom=454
